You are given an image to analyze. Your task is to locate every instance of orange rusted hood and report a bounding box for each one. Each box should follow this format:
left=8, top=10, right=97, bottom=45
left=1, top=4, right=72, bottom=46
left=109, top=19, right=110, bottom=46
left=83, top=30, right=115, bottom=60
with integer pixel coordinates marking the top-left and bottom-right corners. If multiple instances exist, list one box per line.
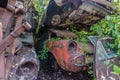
left=47, top=40, right=93, bottom=72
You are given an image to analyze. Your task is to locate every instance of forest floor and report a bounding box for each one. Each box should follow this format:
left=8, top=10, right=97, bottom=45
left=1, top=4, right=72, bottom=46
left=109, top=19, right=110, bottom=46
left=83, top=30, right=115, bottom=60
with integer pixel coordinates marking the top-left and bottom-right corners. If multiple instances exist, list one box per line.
left=37, top=58, right=92, bottom=80
left=37, top=67, right=92, bottom=80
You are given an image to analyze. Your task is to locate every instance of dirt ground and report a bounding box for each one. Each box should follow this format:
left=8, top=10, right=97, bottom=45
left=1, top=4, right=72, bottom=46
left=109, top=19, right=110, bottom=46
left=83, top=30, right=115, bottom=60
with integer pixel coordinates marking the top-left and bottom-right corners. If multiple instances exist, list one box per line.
left=37, top=68, right=92, bottom=80
left=37, top=57, right=92, bottom=80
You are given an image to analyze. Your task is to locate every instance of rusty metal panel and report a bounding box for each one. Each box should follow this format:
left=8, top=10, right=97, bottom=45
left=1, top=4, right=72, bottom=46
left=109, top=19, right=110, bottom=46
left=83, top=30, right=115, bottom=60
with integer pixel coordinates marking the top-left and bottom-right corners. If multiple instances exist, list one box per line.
left=47, top=40, right=93, bottom=72
left=8, top=50, right=39, bottom=80
left=0, top=22, right=5, bottom=80
left=44, top=0, right=114, bottom=27
left=9, top=0, right=25, bottom=55
left=49, top=29, right=77, bottom=38
left=0, top=8, right=5, bottom=16
left=91, top=0, right=116, bottom=10
left=2, top=0, right=16, bottom=32
left=0, top=53, right=5, bottom=80
left=94, top=38, right=120, bottom=80
left=0, top=22, right=31, bottom=54
left=0, top=1, right=38, bottom=80
left=5, top=1, right=26, bottom=77
left=0, top=23, right=2, bottom=41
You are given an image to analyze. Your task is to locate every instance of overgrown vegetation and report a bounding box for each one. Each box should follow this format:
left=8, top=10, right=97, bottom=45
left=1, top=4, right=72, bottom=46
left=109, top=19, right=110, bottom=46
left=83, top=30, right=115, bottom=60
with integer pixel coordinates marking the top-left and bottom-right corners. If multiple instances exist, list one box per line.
left=33, top=0, right=120, bottom=79
left=91, top=15, right=120, bottom=52
left=70, top=25, right=94, bottom=43
left=33, top=0, right=49, bottom=60
left=91, top=0, right=120, bottom=75
left=33, top=0, right=49, bottom=34
left=37, top=37, right=61, bottom=60
left=37, top=41, right=49, bottom=60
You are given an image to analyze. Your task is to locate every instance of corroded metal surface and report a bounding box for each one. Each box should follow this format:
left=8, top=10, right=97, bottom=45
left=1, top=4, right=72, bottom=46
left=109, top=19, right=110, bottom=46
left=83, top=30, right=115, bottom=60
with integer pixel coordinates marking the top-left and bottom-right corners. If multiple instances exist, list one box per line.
left=0, top=22, right=31, bottom=54
left=0, top=22, right=5, bottom=80
left=2, top=0, right=16, bottom=32
left=8, top=50, right=39, bottom=80
left=0, top=1, right=39, bottom=80
left=44, top=0, right=114, bottom=27
left=49, top=29, right=77, bottom=38
left=47, top=40, right=93, bottom=72
left=68, top=1, right=110, bottom=25
left=0, top=22, right=2, bottom=41
left=0, top=8, right=5, bottom=16
left=91, top=0, right=116, bottom=10
left=94, top=38, right=120, bottom=80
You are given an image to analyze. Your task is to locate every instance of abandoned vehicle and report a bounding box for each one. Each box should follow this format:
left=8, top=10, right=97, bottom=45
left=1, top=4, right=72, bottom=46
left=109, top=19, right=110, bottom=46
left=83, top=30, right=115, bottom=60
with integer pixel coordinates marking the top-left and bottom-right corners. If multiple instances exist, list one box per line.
left=0, top=0, right=120, bottom=80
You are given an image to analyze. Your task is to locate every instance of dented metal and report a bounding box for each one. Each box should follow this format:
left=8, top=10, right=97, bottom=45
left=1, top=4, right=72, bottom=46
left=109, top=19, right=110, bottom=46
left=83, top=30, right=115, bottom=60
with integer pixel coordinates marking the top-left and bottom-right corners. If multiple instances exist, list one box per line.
left=44, top=0, right=115, bottom=27
left=47, top=40, right=93, bottom=72
left=0, top=0, right=39, bottom=80
left=94, top=38, right=120, bottom=80
left=91, top=0, right=116, bottom=10
left=8, top=50, right=39, bottom=80
left=0, top=0, right=118, bottom=80
left=0, top=22, right=31, bottom=54
left=38, top=0, right=117, bottom=74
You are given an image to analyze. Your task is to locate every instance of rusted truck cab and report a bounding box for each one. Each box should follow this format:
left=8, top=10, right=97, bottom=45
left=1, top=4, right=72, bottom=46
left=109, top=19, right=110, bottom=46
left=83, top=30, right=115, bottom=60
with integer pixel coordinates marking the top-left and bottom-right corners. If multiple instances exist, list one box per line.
left=93, top=37, right=120, bottom=80
left=47, top=40, right=94, bottom=72
left=47, top=36, right=120, bottom=79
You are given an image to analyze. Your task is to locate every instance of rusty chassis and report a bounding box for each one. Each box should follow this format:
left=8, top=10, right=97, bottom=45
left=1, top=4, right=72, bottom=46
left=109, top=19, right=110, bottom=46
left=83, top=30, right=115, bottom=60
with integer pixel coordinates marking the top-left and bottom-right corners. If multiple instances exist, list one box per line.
left=0, top=0, right=39, bottom=80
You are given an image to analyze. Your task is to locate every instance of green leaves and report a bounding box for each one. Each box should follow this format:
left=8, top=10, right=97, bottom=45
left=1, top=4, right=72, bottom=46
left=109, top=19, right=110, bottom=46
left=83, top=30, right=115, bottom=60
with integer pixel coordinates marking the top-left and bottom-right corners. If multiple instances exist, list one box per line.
left=34, top=0, right=49, bottom=13
left=112, top=0, right=120, bottom=13
left=91, top=14, right=120, bottom=73
left=113, top=65, right=120, bottom=75
left=91, top=15, right=120, bottom=50
left=33, top=0, right=49, bottom=35
left=70, top=26, right=94, bottom=43
left=91, top=1, right=120, bottom=75
left=38, top=43, right=49, bottom=60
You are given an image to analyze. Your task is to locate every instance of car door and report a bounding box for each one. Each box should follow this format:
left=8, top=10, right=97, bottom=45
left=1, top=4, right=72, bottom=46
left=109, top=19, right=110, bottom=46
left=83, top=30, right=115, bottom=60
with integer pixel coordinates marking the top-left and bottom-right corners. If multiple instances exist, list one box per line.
left=94, top=38, right=120, bottom=80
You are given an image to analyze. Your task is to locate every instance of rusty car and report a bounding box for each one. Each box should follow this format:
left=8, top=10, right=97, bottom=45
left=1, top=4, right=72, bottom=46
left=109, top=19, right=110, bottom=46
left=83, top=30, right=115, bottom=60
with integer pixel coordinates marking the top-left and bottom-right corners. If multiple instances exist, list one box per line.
left=0, top=0, right=119, bottom=80
left=36, top=0, right=120, bottom=80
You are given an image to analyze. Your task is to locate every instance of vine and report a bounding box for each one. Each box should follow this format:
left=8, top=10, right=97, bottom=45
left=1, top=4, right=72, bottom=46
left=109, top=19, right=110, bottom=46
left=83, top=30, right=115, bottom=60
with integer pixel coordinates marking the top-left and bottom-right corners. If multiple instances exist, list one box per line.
left=33, top=0, right=49, bottom=34
left=33, top=0, right=50, bottom=60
